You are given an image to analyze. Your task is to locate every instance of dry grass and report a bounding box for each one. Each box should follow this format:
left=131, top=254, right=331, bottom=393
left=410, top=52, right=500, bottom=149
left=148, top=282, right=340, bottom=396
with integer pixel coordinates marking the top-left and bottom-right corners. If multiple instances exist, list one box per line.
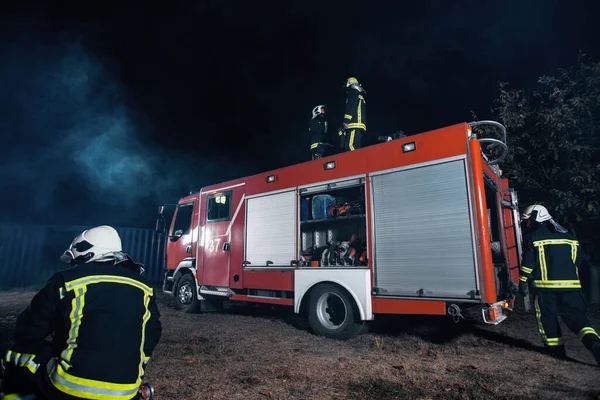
left=1, top=289, right=600, bottom=400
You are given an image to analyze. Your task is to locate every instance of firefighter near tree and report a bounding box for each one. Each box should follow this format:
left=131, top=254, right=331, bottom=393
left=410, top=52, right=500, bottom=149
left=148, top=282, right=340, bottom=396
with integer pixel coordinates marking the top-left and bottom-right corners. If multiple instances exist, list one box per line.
left=518, top=204, right=600, bottom=365
left=156, top=120, right=523, bottom=340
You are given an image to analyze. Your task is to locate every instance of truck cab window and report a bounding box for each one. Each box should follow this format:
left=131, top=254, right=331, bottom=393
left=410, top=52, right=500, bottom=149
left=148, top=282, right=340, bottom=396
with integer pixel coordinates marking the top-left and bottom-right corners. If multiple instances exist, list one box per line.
left=172, top=203, right=194, bottom=236
left=207, top=192, right=232, bottom=222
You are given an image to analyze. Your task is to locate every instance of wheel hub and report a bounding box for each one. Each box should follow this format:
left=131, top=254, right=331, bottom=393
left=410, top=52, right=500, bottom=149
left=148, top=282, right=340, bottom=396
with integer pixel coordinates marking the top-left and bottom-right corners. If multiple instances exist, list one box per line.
left=178, top=283, right=193, bottom=305
left=316, top=292, right=347, bottom=329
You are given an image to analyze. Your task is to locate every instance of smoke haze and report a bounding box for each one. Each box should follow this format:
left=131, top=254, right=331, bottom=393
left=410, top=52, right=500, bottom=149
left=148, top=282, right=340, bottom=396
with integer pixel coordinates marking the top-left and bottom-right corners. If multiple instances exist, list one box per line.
left=0, top=37, right=245, bottom=228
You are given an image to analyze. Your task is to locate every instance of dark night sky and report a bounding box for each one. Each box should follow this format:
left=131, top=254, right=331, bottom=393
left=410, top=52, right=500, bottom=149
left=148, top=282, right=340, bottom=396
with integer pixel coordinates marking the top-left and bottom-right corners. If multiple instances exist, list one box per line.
left=0, top=0, right=599, bottom=229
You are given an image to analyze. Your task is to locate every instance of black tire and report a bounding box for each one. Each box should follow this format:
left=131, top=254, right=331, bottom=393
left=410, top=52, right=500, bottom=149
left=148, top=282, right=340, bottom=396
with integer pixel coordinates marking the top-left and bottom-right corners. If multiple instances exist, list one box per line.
left=175, top=273, right=199, bottom=313
left=307, top=283, right=368, bottom=340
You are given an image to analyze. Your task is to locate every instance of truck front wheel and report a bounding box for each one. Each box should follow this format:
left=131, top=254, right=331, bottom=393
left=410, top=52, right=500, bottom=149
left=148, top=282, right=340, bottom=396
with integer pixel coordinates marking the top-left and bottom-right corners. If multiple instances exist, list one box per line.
left=307, top=283, right=367, bottom=340
left=175, top=273, right=199, bottom=313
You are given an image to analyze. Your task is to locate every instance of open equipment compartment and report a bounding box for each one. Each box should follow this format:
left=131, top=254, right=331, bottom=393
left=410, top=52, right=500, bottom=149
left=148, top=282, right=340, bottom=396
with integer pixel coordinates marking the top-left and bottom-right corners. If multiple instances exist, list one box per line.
left=298, top=177, right=368, bottom=268
left=483, top=173, right=511, bottom=299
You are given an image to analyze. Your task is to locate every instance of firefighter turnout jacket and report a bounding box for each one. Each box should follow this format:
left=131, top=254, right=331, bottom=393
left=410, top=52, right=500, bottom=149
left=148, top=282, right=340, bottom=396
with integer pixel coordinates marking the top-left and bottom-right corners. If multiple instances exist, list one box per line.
left=519, top=224, right=585, bottom=290
left=4, top=257, right=162, bottom=399
left=518, top=223, right=600, bottom=361
left=343, top=89, right=367, bottom=132
left=340, top=88, right=367, bottom=152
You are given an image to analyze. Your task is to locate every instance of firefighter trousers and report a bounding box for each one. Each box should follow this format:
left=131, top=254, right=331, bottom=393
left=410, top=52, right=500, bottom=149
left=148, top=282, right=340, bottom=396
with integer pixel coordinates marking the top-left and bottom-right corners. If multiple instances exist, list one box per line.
left=310, top=142, right=332, bottom=160
left=2, top=342, right=145, bottom=400
left=342, top=129, right=364, bottom=152
left=533, top=291, right=600, bottom=355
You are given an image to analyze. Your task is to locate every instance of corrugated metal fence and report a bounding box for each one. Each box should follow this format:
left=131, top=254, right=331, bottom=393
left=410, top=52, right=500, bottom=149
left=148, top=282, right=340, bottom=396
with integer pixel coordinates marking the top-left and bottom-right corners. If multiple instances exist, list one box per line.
left=0, top=223, right=165, bottom=290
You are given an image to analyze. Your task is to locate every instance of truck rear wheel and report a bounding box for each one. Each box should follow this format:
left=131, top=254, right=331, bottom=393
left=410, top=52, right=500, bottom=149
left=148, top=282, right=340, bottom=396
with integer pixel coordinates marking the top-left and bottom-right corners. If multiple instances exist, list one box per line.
left=307, top=283, right=367, bottom=340
left=175, top=273, right=199, bottom=313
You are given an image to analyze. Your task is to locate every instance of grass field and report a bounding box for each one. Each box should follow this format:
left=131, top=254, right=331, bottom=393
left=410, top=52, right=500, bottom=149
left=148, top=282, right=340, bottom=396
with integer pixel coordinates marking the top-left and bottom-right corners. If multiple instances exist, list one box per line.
left=1, top=289, right=599, bottom=399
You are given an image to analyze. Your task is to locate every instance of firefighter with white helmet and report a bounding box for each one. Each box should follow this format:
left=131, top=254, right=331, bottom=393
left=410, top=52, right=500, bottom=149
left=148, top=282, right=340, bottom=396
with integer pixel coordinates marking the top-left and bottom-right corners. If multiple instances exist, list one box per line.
left=519, top=205, right=600, bottom=365
left=309, top=104, right=332, bottom=160
left=2, top=225, right=162, bottom=399
left=338, top=77, right=367, bottom=152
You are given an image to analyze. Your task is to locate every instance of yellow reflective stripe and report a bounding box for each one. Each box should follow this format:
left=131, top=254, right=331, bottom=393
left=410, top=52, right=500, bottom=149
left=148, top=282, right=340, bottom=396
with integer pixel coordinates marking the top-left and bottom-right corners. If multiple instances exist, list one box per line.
left=534, top=296, right=548, bottom=343
left=59, top=287, right=66, bottom=300
left=357, top=99, right=362, bottom=124
left=533, top=280, right=581, bottom=289
left=545, top=337, right=564, bottom=346
left=533, top=239, right=579, bottom=247
left=578, top=327, right=600, bottom=340
left=48, top=358, right=140, bottom=399
left=349, top=130, right=355, bottom=151
left=532, top=240, right=580, bottom=282
left=520, top=266, right=533, bottom=274
left=344, top=114, right=352, bottom=120
left=537, top=244, right=547, bottom=281
left=65, top=275, right=153, bottom=296
left=347, top=123, right=366, bottom=130
left=519, top=276, right=528, bottom=282
left=61, top=286, right=87, bottom=365
left=533, top=297, right=563, bottom=346
left=3, top=394, right=38, bottom=400
left=310, top=143, right=321, bottom=150
left=138, top=293, right=151, bottom=380
left=5, top=350, right=40, bottom=374
left=534, top=239, right=579, bottom=263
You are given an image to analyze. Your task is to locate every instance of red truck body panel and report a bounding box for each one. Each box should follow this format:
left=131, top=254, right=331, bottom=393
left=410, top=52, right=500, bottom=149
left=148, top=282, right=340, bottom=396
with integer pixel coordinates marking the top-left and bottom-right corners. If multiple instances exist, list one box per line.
left=164, top=121, right=520, bottom=319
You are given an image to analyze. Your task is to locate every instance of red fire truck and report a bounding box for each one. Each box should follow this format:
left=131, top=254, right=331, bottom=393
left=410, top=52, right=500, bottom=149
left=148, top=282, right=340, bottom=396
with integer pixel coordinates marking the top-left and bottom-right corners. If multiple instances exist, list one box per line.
left=156, top=121, right=524, bottom=339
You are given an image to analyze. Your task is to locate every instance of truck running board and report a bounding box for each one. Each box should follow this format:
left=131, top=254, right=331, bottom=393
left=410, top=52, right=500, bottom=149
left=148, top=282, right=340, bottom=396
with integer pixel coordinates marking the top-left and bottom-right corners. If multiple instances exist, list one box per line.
left=199, top=286, right=234, bottom=297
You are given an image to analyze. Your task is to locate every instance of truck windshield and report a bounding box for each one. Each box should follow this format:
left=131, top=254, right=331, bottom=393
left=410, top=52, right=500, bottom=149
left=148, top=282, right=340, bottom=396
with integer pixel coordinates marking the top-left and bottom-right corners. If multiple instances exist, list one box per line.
left=172, top=203, right=194, bottom=236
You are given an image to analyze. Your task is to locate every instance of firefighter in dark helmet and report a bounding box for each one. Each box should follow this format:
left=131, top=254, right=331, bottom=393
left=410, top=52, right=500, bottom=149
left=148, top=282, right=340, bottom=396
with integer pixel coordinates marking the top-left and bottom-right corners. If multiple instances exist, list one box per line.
left=338, top=77, right=367, bottom=152
left=1, top=225, right=163, bottom=399
left=309, top=104, right=332, bottom=160
left=519, top=205, right=600, bottom=365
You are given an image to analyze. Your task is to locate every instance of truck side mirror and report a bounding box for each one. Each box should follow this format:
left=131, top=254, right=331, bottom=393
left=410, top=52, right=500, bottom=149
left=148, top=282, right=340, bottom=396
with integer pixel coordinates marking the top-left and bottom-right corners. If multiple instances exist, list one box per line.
left=155, top=214, right=166, bottom=235
left=155, top=204, right=177, bottom=236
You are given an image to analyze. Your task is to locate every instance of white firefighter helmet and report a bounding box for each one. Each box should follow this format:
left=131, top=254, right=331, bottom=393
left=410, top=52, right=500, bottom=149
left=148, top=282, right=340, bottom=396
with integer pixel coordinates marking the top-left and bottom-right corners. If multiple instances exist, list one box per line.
left=61, top=225, right=123, bottom=265
left=521, top=204, right=568, bottom=233
left=312, top=105, right=326, bottom=119
left=521, top=204, right=552, bottom=223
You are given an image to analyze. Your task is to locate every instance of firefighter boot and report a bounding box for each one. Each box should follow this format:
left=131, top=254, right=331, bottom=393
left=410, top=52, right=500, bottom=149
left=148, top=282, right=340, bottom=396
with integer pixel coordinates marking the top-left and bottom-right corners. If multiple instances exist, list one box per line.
left=581, top=335, right=600, bottom=367
left=547, top=345, right=567, bottom=360
left=591, top=341, right=600, bottom=367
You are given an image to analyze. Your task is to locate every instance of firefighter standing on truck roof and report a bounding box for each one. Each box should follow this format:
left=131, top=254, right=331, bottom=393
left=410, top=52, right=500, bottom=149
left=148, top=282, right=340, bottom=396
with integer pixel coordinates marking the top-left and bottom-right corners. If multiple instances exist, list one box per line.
left=519, top=205, right=600, bottom=365
left=309, top=104, right=332, bottom=160
left=338, top=77, right=367, bottom=152
left=1, top=225, right=163, bottom=399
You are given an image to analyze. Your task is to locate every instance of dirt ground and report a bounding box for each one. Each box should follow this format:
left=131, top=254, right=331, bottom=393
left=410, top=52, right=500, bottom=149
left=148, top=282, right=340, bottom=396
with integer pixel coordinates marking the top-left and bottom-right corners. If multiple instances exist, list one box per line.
left=1, top=289, right=599, bottom=400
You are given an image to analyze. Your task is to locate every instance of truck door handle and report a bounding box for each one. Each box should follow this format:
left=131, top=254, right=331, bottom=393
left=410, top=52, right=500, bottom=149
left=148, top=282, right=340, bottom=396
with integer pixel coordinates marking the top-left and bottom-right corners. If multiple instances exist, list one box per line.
left=223, top=242, right=230, bottom=251
left=186, top=246, right=192, bottom=254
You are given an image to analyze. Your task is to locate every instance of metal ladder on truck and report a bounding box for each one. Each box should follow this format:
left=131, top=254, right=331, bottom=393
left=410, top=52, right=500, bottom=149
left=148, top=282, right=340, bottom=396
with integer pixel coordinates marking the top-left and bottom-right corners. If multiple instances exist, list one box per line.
left=503, top=188, right=529, bottom=311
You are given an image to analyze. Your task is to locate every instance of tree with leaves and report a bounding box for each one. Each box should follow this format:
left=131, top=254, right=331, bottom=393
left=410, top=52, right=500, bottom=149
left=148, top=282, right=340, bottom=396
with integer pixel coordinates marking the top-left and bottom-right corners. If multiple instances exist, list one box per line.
left=490, top=54, right=600, bottom=261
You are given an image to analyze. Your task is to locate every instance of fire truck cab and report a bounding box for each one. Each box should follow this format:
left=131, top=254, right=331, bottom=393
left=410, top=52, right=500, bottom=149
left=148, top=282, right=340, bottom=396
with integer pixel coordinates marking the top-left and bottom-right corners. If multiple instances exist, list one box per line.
left=156, top=121, right=524, bottom=340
